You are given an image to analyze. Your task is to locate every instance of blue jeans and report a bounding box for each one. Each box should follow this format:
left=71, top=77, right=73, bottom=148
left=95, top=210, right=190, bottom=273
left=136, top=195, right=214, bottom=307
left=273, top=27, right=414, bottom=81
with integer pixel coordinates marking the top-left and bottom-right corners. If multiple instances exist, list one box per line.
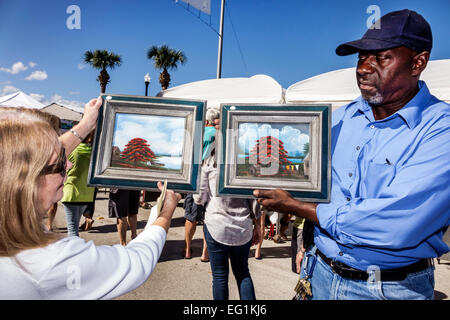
left=203, top=224, right=256, bottom=300
left=63, top=203, right=87, bottom=237
left=300, top=246, right=435, bottom=300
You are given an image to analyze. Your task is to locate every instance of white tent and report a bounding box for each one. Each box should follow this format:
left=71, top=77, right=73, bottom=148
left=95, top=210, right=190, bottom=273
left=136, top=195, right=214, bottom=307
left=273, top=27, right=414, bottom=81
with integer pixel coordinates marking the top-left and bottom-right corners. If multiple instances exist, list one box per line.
left=285, top=59, right=450, bottom=111
left=158, top=74, right=285, bottom=109
left=0, top=91, right=45, bottom=109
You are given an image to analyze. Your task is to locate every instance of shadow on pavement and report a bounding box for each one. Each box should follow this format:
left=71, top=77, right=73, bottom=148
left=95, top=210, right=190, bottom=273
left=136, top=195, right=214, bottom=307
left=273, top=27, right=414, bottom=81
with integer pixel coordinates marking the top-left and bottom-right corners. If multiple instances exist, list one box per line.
left=81, top=220, right=148, bottom=234
left=157, top=238, right=292, bottom=263
left=249, top=246, right=291, bottom=259
left=434, top=290, right=448, bottom=300
left=170, top=216, right=186, bottom=228
left=158, top=239, right=204, bottom=262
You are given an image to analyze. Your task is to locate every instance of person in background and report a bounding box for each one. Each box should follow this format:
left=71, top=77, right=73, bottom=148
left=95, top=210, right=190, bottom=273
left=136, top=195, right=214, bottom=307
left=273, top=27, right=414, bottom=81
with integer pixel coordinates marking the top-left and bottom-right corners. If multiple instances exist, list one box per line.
left=291, top=216, right=305, bottom=273
left=79, top=188, right=97, bottom=232
left=197, top=147, right=262, bottom=300
left=254, top=10, right=449, bottom=300
left=183, top=108, right=220, bottom=261
left=253, top=209, right=266, bottom=260
left=61, top=130, right=95, bottom=237
left=0, top=104, right=181, bottom=299
left=109, top=189, right=141, bottom=246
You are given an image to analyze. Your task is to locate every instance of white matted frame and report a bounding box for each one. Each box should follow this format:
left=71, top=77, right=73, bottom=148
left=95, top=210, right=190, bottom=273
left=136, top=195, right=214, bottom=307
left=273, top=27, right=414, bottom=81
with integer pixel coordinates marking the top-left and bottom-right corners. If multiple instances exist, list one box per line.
left=216, top=104, right=331, bottom=202
left=88, top=94, right=206, bottom=193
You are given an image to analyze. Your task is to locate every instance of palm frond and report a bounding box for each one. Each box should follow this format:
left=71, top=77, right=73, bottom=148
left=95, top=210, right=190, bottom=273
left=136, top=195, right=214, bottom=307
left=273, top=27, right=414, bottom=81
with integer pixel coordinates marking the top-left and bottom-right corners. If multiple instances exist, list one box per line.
left=147, top=45, right=187, bottom=71
left=83, top=49, right=122, bottom=70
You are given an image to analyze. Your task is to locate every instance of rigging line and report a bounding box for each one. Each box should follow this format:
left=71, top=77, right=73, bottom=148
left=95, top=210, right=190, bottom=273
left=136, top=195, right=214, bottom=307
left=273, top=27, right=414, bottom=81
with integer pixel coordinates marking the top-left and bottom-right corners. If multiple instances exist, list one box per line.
left=174, top=0, right=220, bottom=36
left=225, top=1, right=248, bottom=76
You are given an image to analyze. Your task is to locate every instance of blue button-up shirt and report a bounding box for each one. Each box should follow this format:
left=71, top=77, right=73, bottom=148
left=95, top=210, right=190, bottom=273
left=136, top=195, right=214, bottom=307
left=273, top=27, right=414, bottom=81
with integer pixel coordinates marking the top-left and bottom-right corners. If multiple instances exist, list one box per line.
left=316, top=81, right=450, bottom=270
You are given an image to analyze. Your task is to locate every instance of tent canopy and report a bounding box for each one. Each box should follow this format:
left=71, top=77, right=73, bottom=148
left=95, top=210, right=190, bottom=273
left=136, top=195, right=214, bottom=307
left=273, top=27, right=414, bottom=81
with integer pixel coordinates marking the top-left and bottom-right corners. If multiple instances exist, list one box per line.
left=285, top=59, right=450, bottom=111
left=41, top=103, right=83, bottom=122
left=0, top=91, right=45, bottom=109
left=158, top=74, right=285, bottom=109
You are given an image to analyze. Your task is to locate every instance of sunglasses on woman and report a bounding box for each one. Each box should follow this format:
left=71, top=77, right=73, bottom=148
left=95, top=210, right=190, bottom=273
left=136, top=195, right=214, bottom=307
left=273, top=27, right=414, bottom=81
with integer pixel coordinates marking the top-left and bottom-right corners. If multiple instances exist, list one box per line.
left=40, top=146, right=67, bottom=178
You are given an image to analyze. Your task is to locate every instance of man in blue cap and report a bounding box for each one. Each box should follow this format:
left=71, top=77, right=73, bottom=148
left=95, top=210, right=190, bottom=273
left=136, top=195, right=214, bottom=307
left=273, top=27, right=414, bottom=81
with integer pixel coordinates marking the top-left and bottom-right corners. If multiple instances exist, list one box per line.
left=254, top=9, right=449, bottom=300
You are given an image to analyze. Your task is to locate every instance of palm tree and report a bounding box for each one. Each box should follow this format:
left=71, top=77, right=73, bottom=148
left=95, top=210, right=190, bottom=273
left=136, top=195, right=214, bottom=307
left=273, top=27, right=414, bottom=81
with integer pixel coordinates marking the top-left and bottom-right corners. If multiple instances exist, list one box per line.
left=83, top=50, right=122, bottom=93
left=147, top=45, right=186, bottom=90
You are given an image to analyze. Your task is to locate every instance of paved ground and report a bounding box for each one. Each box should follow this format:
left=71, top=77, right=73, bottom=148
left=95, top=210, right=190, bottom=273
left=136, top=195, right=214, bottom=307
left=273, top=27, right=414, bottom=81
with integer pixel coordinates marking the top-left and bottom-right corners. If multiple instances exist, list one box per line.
left=51, top=190, right=450, bottom=300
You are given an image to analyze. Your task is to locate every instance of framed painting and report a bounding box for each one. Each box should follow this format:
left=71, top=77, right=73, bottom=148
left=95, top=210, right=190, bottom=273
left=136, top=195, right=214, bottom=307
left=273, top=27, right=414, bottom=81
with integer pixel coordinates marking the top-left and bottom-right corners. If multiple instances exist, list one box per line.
left=216, top=104, right=331, bottom=202
left=88, top=94, right=205, bottom=193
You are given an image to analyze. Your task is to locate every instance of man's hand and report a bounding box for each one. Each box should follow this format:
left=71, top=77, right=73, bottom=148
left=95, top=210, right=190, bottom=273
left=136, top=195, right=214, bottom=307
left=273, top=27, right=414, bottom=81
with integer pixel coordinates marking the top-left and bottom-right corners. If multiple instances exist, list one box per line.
left=253, top=189, right=297, bottom=213
left=253, top=189, right=319, bottom=224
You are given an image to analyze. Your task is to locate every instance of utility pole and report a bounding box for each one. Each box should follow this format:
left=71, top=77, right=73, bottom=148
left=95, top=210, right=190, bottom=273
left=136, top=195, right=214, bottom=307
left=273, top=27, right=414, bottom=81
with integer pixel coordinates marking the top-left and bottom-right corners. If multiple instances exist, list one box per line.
left=216, top=0, right=225, bottom=78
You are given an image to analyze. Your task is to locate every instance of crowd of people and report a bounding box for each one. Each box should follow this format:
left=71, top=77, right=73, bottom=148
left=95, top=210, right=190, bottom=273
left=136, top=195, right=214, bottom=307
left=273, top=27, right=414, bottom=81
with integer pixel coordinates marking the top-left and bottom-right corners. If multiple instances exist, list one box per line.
left=0, top=9, right=448, bottom=300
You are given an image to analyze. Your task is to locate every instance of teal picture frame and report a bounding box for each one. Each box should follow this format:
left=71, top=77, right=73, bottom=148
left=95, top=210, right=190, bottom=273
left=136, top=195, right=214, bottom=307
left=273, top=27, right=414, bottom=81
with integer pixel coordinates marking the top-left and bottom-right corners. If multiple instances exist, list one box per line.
left=216, top=104, right=331, bottom=202
left=88, top=94, right=206, bottom=193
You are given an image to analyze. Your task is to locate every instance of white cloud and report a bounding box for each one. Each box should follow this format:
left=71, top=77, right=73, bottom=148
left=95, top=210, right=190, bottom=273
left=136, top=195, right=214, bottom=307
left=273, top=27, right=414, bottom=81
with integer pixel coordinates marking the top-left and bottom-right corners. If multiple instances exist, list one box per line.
left=238, top=123, right=310, bottom=156
left=1, top=85, right=20, bottom=95
left=50, top=94, right=85, bottom=112
left=25, top=70, right=48, bottom=81
left=29, top=93, right=46, bottom=102
left=28, top=61, right=37, bottom=68
left=112, top=114, right=186, bottom=157
left=0, top=62, right=28, bottom=74
left=77, top=63, right=87, bottom=70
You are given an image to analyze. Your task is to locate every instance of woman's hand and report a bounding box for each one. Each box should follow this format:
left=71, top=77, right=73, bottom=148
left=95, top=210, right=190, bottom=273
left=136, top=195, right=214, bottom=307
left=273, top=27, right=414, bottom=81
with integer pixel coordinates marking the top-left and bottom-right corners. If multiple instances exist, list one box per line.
left=80, top=97, right=103, bottom=132
left=60, top=97, right=103, bottom=155
left=159, top=181, right=182, bottom=216
left=152, top=181, right=182, bottom=233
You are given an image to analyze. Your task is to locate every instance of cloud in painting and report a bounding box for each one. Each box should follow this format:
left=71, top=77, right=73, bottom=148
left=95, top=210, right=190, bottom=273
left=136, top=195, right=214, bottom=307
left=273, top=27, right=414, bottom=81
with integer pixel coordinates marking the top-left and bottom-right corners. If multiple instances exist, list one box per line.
left=112, top=114, right=185, bottom=157
left=238, top=123, right=309, bottom=156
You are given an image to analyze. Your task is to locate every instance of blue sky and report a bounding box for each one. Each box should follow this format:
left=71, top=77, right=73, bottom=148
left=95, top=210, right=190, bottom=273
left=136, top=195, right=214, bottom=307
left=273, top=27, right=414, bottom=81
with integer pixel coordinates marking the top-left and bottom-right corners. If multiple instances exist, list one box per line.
left=1, top=0, right=449, bottom=110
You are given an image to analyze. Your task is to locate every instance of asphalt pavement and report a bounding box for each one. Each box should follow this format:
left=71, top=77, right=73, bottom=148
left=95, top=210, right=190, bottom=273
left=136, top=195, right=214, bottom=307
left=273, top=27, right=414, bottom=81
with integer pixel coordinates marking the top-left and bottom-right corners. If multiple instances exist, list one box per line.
left=51, top=190, right=450, bottom=300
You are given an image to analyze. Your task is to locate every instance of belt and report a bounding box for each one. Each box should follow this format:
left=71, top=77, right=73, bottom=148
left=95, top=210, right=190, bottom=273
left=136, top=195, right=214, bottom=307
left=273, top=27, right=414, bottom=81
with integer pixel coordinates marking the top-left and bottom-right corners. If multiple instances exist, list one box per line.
left=316, top=249, right=432, bottom=281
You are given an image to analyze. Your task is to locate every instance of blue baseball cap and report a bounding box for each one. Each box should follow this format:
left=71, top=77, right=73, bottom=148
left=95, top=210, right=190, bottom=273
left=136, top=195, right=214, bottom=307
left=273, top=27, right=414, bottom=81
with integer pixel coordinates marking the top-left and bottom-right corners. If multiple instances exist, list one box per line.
left=336, top=9, right=432, bottom=56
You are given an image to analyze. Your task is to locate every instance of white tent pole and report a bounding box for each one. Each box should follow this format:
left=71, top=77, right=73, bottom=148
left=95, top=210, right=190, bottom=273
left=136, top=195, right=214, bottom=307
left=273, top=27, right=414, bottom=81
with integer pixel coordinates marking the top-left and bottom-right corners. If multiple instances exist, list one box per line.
left=216, top=0, right=225, bottom=79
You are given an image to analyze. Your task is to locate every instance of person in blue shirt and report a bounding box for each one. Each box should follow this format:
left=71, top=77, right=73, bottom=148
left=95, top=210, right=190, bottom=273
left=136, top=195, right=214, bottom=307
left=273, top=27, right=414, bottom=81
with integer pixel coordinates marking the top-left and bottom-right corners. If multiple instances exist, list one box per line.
left=254, top=9, right=449, bottom=300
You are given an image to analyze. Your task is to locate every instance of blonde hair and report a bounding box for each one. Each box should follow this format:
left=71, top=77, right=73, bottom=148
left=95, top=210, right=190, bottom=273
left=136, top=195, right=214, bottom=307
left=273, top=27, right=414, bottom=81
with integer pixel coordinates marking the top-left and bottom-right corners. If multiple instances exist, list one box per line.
left=0, top=108, right=62, bottom=256
left=0, top=107, right=61, bottom=133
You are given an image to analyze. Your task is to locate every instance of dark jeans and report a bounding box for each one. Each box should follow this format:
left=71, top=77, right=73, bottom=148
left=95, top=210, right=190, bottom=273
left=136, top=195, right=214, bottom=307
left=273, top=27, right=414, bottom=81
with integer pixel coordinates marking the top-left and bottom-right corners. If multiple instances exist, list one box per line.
left=203, top=224, right=256, bottom=300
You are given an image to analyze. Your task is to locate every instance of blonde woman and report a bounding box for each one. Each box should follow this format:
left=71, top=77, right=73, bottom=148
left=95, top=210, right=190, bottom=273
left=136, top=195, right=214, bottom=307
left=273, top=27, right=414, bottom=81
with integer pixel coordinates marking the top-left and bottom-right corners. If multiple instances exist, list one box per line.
left=0, top=105, right=181, bottom=299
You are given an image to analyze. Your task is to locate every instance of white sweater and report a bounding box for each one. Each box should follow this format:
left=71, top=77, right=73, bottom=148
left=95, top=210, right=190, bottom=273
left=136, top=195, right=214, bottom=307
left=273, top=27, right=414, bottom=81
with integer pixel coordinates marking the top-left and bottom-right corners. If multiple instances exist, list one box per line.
left=0, top=225, right=166, bottom=299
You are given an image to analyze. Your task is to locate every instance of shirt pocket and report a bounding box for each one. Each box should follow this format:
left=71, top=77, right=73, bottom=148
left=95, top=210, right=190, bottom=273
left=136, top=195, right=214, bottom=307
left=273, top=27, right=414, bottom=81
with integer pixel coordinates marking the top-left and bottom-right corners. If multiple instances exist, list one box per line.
left=360, top=160, right=396, bottom=198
